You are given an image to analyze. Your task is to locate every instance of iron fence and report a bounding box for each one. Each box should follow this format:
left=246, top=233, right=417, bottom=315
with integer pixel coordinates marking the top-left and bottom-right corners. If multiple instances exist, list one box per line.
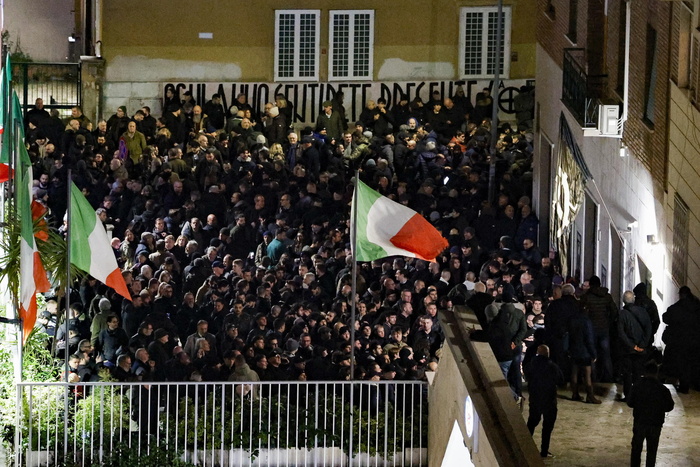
left=11, top=62, right=81, bottom=119
left=15, top=380, right=428, bottom=467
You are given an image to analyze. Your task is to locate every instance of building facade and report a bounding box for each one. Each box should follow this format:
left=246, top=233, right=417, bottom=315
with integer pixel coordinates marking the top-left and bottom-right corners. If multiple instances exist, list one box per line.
left=82, top=1, right=536, bottom=125
left=534, top=0, right=683, bottom=340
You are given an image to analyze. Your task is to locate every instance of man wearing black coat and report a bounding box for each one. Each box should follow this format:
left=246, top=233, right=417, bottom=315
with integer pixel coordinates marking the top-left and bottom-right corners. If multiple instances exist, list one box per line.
left=627, top=361, right=674, bottom=467
left=544, top=284, right=579, bottom=384
left=525, top=345, right=563, bottom=458
left=617, top=291, right=653, bottom=401
left=633, top=282, right=660, bottom=347
left=662, top=286, right=700, bottom=393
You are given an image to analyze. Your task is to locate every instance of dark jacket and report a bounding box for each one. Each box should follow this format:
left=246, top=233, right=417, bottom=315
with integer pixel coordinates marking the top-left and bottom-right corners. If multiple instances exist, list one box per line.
left=633, top=282, right=660, bottom=341
left=580, top=287, right=618, bottom=333
left=524, top=355, right=563, bottom=408
left=95, top=327, right=129, bottom=363
left=662, top=295, right=700, bottom=346
left=480, top=304, right=526, bottom=362
left=617, top=304, right=652, bottom=354
left=567, top=312, right=596, bottom=362
left=545, top=295, right=579, bottom=341
left=627, top=376, right=674, bottom=426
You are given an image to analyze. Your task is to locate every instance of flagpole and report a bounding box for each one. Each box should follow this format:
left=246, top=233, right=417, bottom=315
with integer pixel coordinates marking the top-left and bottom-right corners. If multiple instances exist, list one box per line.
left=63, top=170, right=71, bottom=460
left=10, top=91, right=22, bottom=384
left=349, top=170, right=359, bottom=381
left=348, top=169, right=359, bottom=462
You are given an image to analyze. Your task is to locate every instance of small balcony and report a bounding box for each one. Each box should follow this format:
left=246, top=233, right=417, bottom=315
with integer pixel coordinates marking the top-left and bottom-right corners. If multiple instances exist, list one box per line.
left=562, top=48, right=608, bottom=127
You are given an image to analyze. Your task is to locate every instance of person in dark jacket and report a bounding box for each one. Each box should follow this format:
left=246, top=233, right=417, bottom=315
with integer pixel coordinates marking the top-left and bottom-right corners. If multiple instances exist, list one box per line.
left=627, top=361, right=674, bottom=467
left=94, top=315, right=129, bottom=364
left=544, top=284, right=579, bottom=385
left=579, top=275, right=618, bottom=382
left=617, top=291, right=653, bottom=401
left=633, top=282, right=660, bottom=347
left=568, top=295, right=601, bottom=403
left=525, top=345, right=563, bottom=458
left=662, top=286, right=700, bottom=393
left=472, top=290, right=526, bottom=400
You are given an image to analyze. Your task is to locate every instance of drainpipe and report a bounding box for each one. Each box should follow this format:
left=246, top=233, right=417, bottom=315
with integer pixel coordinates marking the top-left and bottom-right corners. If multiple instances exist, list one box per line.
left=619, top=0, right=631, bottom=134
left=95, top=0, right=102, bottom=57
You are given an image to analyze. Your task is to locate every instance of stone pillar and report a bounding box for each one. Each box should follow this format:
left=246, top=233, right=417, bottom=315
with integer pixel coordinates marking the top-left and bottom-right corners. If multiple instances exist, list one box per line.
left=80, top=57, right=105, bottom=124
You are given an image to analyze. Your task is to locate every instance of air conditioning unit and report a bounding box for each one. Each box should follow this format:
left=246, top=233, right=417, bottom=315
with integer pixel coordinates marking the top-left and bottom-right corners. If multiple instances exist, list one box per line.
left=598, top=105, right=620, bottom=136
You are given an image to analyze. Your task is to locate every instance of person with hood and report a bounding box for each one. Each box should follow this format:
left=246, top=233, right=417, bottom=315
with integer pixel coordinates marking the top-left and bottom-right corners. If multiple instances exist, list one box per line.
left=264, top=106, right=287, bottom=145
left=662, top=286, right=700, bottom=393
left=471, top=290, right=526, bottom=400
left=579, top=275, right=618, bottom=382
left=633, top=282, right=660, bottom=347
left=627, top=361, right=674, bottom=467
left=525, top=345, right=563, bottom=458
left=107, top=106, right=130, bottom=147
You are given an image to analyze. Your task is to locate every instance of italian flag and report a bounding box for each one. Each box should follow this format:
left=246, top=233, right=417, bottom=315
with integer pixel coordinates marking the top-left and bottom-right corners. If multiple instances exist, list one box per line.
left=69, top=182, right=131, bottom=301
left=15, top=92, right=51, bottom=342
left=352, top=179, right=448, bottom=262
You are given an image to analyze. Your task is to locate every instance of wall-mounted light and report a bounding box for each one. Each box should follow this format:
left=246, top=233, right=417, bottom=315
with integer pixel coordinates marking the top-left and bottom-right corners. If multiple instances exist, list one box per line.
left=620, top=144, right=629, bottom=157
left=68, top=34, right=76, bottom=43
left=647, top=235, right=659, bottom=245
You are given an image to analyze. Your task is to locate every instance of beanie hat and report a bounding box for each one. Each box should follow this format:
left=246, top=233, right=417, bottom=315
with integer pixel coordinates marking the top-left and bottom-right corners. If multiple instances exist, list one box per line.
left=285, top=338, right=299, bottom=352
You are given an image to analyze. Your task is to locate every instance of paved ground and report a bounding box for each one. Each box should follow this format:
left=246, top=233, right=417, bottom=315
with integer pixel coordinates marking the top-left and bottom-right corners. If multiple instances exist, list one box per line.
left=522, top=383, right=700, bottom=466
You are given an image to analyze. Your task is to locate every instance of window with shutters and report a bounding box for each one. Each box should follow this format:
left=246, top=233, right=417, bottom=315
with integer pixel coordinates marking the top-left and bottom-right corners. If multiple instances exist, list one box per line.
left=459, top=7, right=511, bottom=79
left=690, top=34, right=700, bottom=103
left=672, top=194, right=689, bottom=287
left=672, top=2, right=694, bottom=89
left=329, top=10, right=374, bottom=81
left=275, top=10, right=320, bottom=81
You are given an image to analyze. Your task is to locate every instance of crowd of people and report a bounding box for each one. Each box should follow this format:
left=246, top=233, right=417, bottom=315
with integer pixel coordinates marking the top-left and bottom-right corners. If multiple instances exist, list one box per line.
left=22, top=80, right=700, bottom=462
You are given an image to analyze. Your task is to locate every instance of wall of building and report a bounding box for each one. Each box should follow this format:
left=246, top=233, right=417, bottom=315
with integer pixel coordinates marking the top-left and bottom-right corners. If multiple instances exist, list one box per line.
left=534, top=46, right=670, bottom=326
left=5, top=0, right=74, bottom=62
left=96, top=0, right=535, bottom=119
left=667, top=83, right=700, bottom=295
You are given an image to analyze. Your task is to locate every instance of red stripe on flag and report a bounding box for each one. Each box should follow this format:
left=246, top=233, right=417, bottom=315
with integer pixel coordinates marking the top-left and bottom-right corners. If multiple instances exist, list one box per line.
left=389, top=213, right=449, bottom=261
left=0, top=164, right=11, bottom=184
left=20, top=294, right=37, bottom=344
left=31, top=200, right=49, bottom=242
left=105, top=268, right=132, bottom=301
left=33, top=251, right=51, bottom=292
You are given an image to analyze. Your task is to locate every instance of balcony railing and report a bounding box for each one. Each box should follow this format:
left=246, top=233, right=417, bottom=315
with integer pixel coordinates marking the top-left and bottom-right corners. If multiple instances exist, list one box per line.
left=562, top=48, right=607, bottom=127
left=15, top=380, right=428, bottom=467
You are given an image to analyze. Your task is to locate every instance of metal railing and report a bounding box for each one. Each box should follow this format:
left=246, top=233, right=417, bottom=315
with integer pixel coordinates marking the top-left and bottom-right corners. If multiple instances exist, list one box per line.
left=11, top=62, right=81, bottom=119
left=561, top=48, right=607, bottom=128
left=16, top=380, right=428, bottom=467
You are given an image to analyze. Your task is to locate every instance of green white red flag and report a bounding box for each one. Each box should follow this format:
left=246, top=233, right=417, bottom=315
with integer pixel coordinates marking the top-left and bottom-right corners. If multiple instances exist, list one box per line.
left=69, top=182, right=131, bottom=301
left=0, top=55, right=12, bottom=183
left=15, top=91, right=51, bottom=342
left=351, top=179, right=448, bottom=262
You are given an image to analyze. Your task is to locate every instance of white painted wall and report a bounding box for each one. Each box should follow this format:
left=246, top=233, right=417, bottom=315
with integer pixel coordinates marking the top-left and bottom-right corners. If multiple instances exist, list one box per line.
left=5, top=0, right=74, bottom=62
left=534, top=44, right=672, bottom=335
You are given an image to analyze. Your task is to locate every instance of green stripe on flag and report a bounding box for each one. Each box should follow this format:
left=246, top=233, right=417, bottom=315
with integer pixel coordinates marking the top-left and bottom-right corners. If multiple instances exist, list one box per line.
left=69, top=182, right=98, bottom=273
left=355, top=180, right=388, bottom=262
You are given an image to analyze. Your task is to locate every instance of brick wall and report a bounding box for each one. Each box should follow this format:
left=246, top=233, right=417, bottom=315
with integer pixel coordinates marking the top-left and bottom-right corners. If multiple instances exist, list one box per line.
left=622, top=0, right=670, bottom=187
left=537, top=0, right=670, bottom=188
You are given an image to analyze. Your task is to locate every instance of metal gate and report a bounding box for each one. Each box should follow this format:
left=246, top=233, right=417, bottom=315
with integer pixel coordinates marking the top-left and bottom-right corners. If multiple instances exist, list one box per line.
left=11, top=62, right=81, bottom=119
